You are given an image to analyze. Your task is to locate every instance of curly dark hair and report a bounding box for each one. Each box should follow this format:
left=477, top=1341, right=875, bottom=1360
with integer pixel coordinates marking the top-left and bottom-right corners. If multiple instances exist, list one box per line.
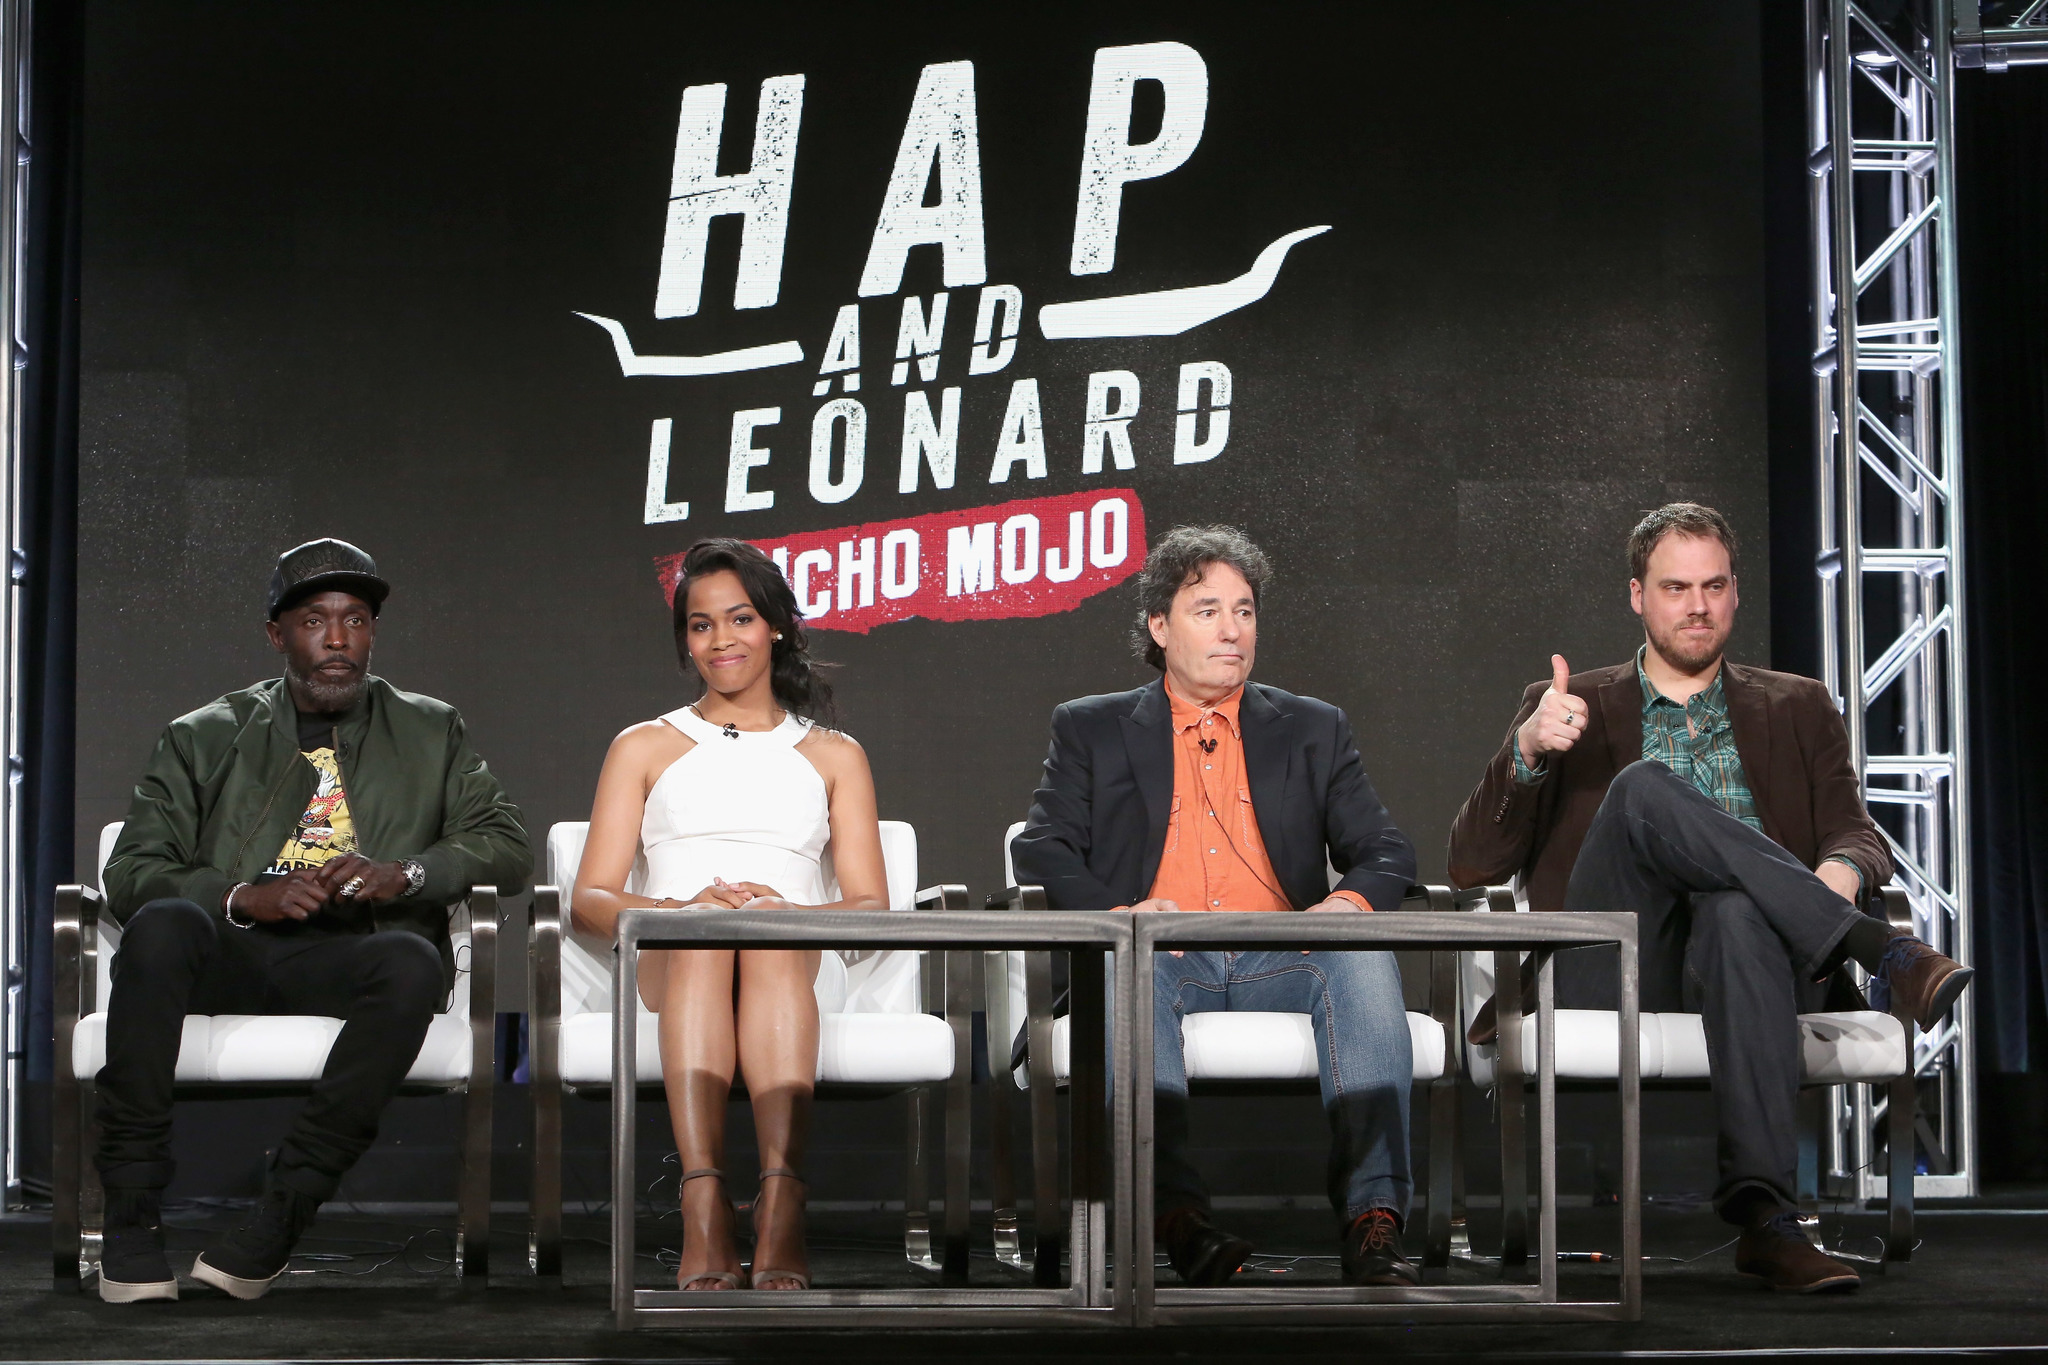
left=671, top=538, right=837, bottom=724
left=1627, top=503, right=1738, bottom=583
left=1128, top=524, right=1273, bottom=671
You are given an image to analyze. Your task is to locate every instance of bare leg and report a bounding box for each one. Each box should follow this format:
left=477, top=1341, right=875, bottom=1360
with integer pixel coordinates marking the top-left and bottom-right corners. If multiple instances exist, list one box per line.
left=648, top=948, right=744, bottom=1289
left=737, top=948, right=819, bottom=1290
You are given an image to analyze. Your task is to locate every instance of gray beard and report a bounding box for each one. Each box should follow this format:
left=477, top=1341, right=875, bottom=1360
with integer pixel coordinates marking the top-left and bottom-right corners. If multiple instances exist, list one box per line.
left=289, top=663, right=368, bottom=712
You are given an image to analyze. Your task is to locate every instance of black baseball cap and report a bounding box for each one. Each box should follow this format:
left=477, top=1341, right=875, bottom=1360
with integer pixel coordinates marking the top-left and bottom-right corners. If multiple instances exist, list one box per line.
left=267, top=538, right=390, bottom=620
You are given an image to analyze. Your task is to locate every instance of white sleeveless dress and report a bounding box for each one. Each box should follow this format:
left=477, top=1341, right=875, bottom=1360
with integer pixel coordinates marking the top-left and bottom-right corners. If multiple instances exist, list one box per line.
left=640, top=705, right=832, bottom=907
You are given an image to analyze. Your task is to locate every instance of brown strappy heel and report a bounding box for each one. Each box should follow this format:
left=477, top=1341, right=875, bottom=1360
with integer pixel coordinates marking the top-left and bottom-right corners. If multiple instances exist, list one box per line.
left=676, top=1168, right=742, bottom=1291
left=749, top=1168, right=810, bottom=1290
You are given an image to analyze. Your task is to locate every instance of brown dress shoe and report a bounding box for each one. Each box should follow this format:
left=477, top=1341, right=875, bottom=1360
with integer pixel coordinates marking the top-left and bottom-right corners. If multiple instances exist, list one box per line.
left=1734, top=1214, right=1861, bottom=1293
left=1871, top=931, right=1974, bottom=1029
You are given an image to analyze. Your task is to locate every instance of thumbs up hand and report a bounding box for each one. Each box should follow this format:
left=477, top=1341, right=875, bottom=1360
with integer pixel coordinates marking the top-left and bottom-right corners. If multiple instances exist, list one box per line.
left=1516, top=654, right=1589, bottom=770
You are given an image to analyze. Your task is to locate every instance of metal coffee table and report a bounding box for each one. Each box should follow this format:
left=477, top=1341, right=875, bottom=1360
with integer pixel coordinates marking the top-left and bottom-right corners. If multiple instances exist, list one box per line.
left=1130, top=907, right=1642, bottom=1326
left=609, top=905, right=1136, bottom=1328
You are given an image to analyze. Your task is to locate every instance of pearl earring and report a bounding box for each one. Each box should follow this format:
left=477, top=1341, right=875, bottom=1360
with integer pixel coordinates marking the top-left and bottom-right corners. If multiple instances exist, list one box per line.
left=773, top=632, right=783, bottom=641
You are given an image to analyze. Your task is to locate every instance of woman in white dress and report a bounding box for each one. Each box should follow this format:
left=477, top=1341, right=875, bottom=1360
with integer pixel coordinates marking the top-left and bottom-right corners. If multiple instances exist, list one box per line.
left=571, top=539, right=887, bottom=1291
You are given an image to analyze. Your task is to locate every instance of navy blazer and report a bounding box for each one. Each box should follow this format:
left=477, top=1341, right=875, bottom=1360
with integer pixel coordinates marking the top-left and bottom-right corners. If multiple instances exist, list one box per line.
left=1013, top=678, right=1418, bottom=912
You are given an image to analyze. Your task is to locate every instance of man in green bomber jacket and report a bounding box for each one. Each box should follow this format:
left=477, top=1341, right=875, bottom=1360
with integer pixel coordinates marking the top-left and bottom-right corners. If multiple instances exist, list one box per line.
left=93, top=538, right=532, bottom=1305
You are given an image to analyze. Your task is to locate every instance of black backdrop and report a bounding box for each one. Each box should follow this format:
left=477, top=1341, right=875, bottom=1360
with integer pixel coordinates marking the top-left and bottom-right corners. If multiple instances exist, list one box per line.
left=74, top=3, right=1771, bottom=927
left=1959, top=68, right=2048, bottom=1091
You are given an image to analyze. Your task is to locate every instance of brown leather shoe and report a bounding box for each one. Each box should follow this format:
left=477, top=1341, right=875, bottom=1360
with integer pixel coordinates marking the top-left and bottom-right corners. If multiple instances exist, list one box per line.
left=1871, top=931, right=1974, bottom=1029
left=1734, top=1213, right=1861, bottom=1293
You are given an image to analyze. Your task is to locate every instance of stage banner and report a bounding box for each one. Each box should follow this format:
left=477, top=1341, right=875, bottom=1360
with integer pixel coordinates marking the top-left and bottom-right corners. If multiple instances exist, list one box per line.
left=76, top=2, right=1771, bottom=898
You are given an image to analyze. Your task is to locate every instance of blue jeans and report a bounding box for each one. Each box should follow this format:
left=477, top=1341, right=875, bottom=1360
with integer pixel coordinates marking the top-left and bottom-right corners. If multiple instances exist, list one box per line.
left=1153, top=949, right=1412, bottom=1230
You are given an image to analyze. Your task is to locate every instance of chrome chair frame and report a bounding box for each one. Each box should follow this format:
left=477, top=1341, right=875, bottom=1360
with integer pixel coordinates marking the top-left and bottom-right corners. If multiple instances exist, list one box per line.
left=606, top=905, right=1136, bottom=1328
left=1130, top=907, right=1642, bottom=1327
left=51, top=882, right=500, bottom=1288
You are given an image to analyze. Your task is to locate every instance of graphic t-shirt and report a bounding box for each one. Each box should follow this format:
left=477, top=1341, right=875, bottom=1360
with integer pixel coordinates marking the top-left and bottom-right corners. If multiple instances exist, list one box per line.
left=265, top=711, right=359, bottom=876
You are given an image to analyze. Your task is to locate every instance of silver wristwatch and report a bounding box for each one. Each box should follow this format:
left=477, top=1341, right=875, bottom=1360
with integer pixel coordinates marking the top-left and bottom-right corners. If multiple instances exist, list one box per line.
left=398, top=858, right=427, bottom=898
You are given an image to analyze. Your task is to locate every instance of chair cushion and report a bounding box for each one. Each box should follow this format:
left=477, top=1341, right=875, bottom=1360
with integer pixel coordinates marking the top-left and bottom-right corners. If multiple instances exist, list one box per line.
left=1025, top=1010, right=1447, bottom=1086
left=558, top=1009, right=955, bottom=1086
left=71, top=1011, right=474, bottom=1087
left=1467, top=1009, right=1908, bottom=1086
left=1795, top=1011, right=1909, bottom=1084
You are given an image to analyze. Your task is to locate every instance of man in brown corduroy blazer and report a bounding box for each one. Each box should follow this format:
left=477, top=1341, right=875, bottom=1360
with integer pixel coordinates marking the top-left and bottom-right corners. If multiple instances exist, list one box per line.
left=1449, top=503, right=1970, bottom=1295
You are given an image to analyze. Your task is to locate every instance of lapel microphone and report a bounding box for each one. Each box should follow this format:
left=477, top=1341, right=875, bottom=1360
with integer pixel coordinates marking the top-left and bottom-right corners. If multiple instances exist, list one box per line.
left=1198, top=737, right=1218, bottom=754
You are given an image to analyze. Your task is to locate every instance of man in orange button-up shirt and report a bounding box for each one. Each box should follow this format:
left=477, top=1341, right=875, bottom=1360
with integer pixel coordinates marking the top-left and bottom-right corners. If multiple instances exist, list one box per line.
left=1015, top=526, right=1421, bottom=1290
left=1150, top=677, right=1375, bottom=916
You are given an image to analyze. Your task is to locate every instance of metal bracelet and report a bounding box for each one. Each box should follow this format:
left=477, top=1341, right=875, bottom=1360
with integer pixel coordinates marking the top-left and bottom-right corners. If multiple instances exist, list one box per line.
left=223, top=882, right=255, bottom=929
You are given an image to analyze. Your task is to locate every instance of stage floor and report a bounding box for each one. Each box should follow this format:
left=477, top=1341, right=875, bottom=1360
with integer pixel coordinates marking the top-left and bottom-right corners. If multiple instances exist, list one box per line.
left=5, top=1195, right=2047, bottom=1361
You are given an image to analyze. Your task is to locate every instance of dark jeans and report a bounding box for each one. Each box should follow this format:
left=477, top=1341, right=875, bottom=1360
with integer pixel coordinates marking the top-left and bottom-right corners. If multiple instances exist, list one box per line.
left=94, top=897, right=444, bottom=1202
left=1561, top=761, right=1860, bottom=1223
left=1154, top=948, right=1412, bottom=1230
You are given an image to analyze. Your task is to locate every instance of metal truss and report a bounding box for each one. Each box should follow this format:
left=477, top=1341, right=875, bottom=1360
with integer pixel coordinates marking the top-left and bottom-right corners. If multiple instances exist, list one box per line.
left=1956, top=0, right=2048, bottom=69
left=0, top=0, right=27, bottom=1207
left=1808, top=0, right=1987, bottom=1202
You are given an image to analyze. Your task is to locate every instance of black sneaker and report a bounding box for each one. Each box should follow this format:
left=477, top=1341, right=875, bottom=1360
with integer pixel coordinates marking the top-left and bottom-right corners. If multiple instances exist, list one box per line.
left=1342, top=1209, right=1420, bottom=1287
left=1156, top=1206, right=1254, bottom=1287
left=98, top=1188, right=178, bottom=1303
left=191, top=1187, right=320, bottom=1300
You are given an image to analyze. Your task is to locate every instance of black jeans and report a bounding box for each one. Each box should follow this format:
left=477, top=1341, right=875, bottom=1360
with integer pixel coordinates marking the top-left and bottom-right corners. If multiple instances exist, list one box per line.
left=1560, top=761, right=1861, bottom=1223
left=94, top=898, right=444, bottom=1202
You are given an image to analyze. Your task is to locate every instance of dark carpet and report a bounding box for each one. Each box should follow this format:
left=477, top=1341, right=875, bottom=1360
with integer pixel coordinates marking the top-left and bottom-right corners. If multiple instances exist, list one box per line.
left=5, top=1196, right=2047, bottom=1362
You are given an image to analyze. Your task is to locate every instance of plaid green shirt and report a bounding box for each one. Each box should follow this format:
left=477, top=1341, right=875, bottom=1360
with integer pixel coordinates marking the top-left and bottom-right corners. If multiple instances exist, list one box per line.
left=1510, top=648, right=1761, bottom=831
left=1634, top=648, right=1762, bottom=832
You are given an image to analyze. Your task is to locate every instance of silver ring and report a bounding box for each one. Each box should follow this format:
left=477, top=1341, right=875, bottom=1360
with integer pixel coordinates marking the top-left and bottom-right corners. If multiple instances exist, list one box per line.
left=340, top=876, right=367, bottom=899
left=1564, top=711, right=1576, bottom=725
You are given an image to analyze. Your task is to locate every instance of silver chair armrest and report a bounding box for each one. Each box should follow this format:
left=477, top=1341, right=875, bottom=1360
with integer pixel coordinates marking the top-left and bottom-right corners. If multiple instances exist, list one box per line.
left=1875, top=889, right=1916, bottom=1260
left=529, top=886, right=563, bottom=1085
left=1409, top=884, right=1465, bottom=1268
left=53, top=884, right=103, bottom=1285
left=986, top=886, right=1052, bottom=1073
left=452, top=888, right=500, bottom=1283
left=527, top=885, right=563, bottom=1279
left=985, top=883, right=1062, bottom=1284
left=1406, top=884, right=1461, bottom=1036
left=907, top=883, right=973, bottom=1281
left=54, top=885, right=99, bottom=1046
left=911, top=885, right=968, bottom=1014
left=456, top=887, right=500, bottom=1025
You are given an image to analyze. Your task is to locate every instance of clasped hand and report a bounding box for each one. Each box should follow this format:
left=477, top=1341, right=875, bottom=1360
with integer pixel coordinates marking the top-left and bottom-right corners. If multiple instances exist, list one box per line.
left=1115, top=894, right=1365, bottom=955
left=232, top=854, right=409, bottom=923
left=659, top=877, right=787, bottom=910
